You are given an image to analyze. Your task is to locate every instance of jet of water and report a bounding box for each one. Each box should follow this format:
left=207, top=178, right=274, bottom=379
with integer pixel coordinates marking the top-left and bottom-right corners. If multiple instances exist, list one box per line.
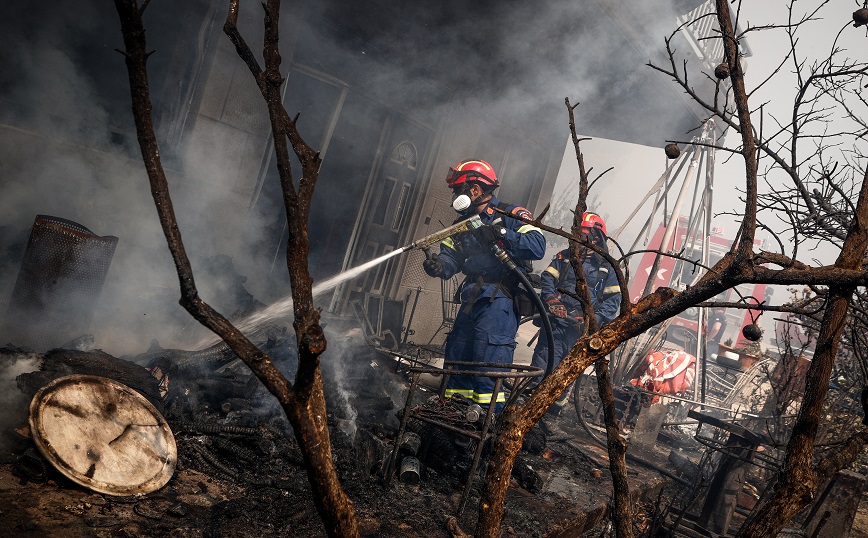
left=194, top=247, right=408, bottom=349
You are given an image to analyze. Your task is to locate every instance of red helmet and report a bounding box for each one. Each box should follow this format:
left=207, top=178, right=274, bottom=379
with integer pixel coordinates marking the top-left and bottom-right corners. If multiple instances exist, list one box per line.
left=445, top=159, right=499, bottom=190
left=581, top=212, right=607, bottom=238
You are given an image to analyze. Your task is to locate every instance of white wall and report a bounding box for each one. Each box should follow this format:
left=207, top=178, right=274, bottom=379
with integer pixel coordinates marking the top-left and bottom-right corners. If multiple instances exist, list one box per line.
left=542, top=135, right=676, bottom=268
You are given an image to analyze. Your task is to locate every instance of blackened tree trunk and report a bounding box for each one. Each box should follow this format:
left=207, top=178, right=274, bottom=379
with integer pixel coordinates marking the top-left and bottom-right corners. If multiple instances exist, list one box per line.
left=737, top=165, right=868, bottom=537
left=113, top=1, right=358, bottom=535
left=478, top=2, right=868, bottom=536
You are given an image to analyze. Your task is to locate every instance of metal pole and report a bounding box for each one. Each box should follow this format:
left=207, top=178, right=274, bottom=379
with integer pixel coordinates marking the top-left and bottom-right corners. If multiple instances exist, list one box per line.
left=624, top=150, right=694, bottom=254
left=699, top=136, right=717, bottom=406
left=611, top=151, right=690, bottom=242
left=640, top=143, right=704, bottom=299
left=402, top=287, right=422, bottom=345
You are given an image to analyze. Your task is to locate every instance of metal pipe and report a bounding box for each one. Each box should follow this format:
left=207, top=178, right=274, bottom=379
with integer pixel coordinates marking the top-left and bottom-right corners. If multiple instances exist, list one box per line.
left=625, top=151, right=694, bottom=254
left=401, top=286, right=422, bottom=345
left=700, top=137, right=717, bottom=406
left=384, top=371, right=421, bottom=487
left=610, top=152, right=688, bottom=242
left=640, top=144, right=704, bottom=299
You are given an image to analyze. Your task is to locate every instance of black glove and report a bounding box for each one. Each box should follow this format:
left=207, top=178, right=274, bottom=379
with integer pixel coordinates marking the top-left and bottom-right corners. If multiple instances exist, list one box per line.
left=545, top=295, right=567, bottom=318
left=473, top=224, right=506, bottom=244
left=423, top=253, right=445, bottom=277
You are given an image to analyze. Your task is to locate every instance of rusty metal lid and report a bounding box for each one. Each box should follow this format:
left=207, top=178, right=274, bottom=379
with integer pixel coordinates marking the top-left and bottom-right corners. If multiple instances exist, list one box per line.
left=29, top=374, right=177, bottom=496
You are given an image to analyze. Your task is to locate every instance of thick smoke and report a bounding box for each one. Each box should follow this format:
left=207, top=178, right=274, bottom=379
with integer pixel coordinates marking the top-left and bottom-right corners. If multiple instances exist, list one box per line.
left=5, top=1, right=826, bottom=474
left=0, top=352, right=41, bottom=433
left=304, top=0, right=702, bottom=148
left=0, top=0, right=258, bottom=354
left=0, top=1, right=711, bottom=356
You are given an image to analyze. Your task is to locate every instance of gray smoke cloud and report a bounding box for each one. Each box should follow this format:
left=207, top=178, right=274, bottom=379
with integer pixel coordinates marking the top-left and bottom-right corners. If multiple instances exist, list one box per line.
left=302, top=0, right=702, bottom=147
left=0, top=351, right=41, bottom=426
left=0, top=0, right=258, bottom=354
left=0, top=0, right=707, bottom=359
left=0, top=1, right=733, bottom=470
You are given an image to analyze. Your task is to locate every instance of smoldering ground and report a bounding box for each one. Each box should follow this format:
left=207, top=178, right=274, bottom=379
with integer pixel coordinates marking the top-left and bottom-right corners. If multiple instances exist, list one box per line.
left=0, top=350, right=41, bottom=457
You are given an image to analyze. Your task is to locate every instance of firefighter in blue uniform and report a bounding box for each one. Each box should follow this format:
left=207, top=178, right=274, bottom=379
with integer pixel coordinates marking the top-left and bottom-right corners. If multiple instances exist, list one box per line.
left=532, top=212, right=621, bottom=440
left=423, top=159, right=545, bottom=411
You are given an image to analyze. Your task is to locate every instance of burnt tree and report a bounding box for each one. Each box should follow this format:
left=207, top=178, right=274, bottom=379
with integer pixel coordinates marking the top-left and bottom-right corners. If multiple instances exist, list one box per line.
left=476, top=2, right=868, bottom=537
left=112, top=0, right=358, bottom=536
left=564, top=98, right=633, bottom=538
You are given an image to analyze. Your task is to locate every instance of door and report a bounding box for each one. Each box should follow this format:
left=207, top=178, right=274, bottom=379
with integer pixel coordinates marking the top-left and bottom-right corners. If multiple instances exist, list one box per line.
left=337, top=116, right=432, bottom=311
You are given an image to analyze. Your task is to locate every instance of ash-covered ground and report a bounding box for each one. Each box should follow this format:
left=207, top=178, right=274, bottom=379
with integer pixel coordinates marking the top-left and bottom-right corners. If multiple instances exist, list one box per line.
left=0, top=315, right=673, bottom=537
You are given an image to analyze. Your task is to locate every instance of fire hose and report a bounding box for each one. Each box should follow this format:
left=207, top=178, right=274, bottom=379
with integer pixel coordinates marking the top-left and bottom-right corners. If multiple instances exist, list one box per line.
left=402, top=215, right=555, bottom=377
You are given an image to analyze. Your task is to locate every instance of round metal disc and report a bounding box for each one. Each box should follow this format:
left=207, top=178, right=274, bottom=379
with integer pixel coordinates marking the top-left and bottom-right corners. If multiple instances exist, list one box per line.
left=29, top=374, right=177, bottom=496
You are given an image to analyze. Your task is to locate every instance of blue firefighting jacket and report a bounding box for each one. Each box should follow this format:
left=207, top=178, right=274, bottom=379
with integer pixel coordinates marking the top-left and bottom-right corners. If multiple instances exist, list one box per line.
left=541, top=247, right=620, bottom=327
left=438, top=195, right=545, bottom=301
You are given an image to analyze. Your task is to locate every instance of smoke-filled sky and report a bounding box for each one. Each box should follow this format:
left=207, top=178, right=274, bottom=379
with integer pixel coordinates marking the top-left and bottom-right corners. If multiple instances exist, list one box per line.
left=0, top=0, right=693, bottom=354
left=0, top=0, right=863, bottom=357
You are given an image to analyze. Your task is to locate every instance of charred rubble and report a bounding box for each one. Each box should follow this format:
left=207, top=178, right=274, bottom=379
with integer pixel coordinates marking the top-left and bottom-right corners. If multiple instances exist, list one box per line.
left=0, top=212, right=587, bottom=534
left=18, top=323, right=851, bottom=538
left=1, top=309, right=612, bottom=537
left=10, top=296, right=860, bottom=538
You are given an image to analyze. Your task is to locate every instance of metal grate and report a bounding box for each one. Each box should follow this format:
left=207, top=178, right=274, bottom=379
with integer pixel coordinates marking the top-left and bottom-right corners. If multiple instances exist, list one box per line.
left=679, top=0, right=723, bottom=63
left=5, top=215, right=118, bottom=351
left=401, top=248, right=428, bottom=290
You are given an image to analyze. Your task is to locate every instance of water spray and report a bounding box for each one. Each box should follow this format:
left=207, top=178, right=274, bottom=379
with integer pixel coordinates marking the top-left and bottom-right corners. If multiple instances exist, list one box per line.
left=196, top=214, right=554, bottom=376
left=195, top=217, right=484, bottom=348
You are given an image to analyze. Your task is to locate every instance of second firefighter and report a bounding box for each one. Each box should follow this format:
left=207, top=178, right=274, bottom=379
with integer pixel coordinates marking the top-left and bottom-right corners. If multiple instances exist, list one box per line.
left=531, top=212, right=621, bottom=440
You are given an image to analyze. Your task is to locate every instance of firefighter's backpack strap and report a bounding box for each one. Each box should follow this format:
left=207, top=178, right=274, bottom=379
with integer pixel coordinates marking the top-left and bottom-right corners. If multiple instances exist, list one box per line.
left=461, top=275, right=485, bottom=314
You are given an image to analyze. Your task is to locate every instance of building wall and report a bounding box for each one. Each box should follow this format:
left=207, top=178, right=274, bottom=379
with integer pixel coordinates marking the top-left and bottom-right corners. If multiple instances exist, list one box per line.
left=167, top=0, right=721, bottom=343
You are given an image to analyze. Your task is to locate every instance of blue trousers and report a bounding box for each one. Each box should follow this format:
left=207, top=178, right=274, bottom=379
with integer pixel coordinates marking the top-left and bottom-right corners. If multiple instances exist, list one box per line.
left=444, top=295, right=518, bottom=411
left=531, top=319, right=581, bottom=414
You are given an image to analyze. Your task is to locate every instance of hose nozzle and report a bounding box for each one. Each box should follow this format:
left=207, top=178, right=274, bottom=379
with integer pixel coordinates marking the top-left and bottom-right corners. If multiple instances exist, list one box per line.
left=491, top=243, right=517, bottom=271
left=405, top=215, right=483, bottom=251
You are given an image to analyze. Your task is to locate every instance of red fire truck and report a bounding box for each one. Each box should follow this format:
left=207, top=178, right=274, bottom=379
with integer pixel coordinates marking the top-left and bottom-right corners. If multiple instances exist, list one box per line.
left=628, top=216, right=768, bottom=351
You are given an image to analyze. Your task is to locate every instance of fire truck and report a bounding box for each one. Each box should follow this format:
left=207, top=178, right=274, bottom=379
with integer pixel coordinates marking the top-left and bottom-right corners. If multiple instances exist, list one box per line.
left=628, top=216, right=769, bottom=352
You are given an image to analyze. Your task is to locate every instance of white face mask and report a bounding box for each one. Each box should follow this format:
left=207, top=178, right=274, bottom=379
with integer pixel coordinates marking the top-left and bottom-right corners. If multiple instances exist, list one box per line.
left=452, top=194, right=472, bottom=213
